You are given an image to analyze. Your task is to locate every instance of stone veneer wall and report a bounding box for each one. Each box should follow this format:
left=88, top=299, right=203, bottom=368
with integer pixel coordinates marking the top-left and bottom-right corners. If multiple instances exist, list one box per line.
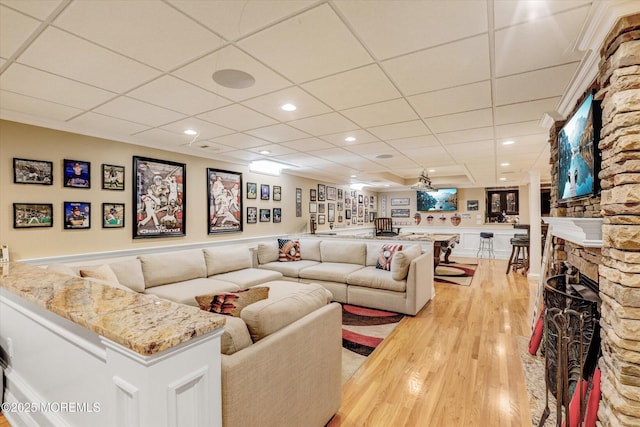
left=596, top=13, right=640, bottom=427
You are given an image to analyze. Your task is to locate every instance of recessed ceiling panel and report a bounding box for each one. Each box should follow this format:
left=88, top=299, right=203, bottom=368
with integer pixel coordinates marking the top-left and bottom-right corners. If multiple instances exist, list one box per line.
left=197, top=104, right=277, bottom=132
left=386, top=135, right=440, bottom=151
left=288, top=112, right=359, bottom=136
left=279, top=137, right=336, bottom=152
left=321, top=129, right=379, bottom=146
left=341, top=98, right=418, bottom=128
left=245, top=123, right=310, bottom=143
left=0, top=5, right=42, bottom=59
left=494, top=63, right=578, bottom=106
left=210, top=133, right=270, bottom=150
left=1, top=0, right=64, bottom=20
left=495, top=97, right=560, bottom=125
left=436, top=127, right=495, bottom=145
left=242, top=86, right=331, bottom=121
left=368, top=120, right=431, bottom=141
left=249, top=144, right=297, bottom=156
left=425, top=108, right=493, bottom=134
left=495, top=121, right=547, bottom=139
left=160, top=118, right=234, bottom=140
left=409, top=81, right=492, bottom=118
left=0, top=90, right=82, bottom=121
left=494, top=0, right=591, bottom=30
left=68, top=112, right=149, bottom=136
left=94, top=96, right=187, bottom=127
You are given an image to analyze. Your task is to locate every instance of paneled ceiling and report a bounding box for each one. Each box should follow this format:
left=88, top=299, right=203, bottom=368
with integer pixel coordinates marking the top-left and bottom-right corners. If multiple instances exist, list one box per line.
left=0, top=0, right=601, bottom=189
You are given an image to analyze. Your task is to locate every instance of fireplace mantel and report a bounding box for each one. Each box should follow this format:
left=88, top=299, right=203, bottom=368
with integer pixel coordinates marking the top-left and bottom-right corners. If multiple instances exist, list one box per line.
left=542, top=217, right=603, bottom=248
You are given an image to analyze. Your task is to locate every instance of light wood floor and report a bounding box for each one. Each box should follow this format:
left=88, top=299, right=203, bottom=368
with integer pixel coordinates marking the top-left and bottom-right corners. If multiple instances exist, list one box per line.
left=0, top=257, right=536, bottom=427
left=328, top=257, right=537, bottom=427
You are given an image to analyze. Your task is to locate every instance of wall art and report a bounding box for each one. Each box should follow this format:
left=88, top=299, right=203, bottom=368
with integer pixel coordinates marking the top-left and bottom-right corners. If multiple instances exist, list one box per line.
left=13, top=158, right=53, bottom=185
left=103, top=203, right=125, bottom=228
left=208, top=168, right=242, bottom=234
left=13, top=203, right=53, bottom=228
left=102, top=164, right=125, bottom=190
left=64, top=201, right=91, bottom=229
left=63, top=159, right=90, bottom=188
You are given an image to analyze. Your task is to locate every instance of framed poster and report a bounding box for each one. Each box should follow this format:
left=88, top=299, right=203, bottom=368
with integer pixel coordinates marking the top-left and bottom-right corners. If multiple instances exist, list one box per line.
left=261, top=184, right=270, bottom=200
left=102, top=164, right=125, bottom=190
left=310, top=189, right=317, bottom=201
left=64, top=201, right=91, bottom=229
left=345, top=209, right=351, bottom=220
left=247, top=207, right=257, bottom=224
left=326, top=186, right=336, bottom=201
left=358, top=194, right=363, bottom=204
left=247, top=182, right=257, bottom=199
left=133, top=156, right=185, bottom=238
left=338, top=189, right=343, bottom=200
left=328, top=203, right=335, bottom=222
left=318, top=214, right=326, bottom=224
left=467, top=200, right=479, bottom=211
left=208, top=168, right=242, bottom=234
left=309, top=202, right=317, bottom=213
left=273, top=208, right=282, bottom=223
left=296, top=188, right=302, bottom=217
left=273, top=185, right=282, bottom=201
left=391, top=209, right=410, bottom=218
left=317, top=184, right=326, bottom=201
left=318, top=203, right=325, bottom=213
left=63, top=159, right=90, bottom=188
left=13, top=203, right=53, bottom=228
left=391, top=198, right=410, bottom=206
left=259, top=208, right=271, bottom=222
left=13, top=158, right=53, bottom=185
left=103, top=203, right=125, bottom=228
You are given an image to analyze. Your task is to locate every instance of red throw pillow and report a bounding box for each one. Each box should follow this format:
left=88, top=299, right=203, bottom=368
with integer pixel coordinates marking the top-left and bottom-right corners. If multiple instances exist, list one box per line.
left=195, top=287, right=269, bottom=317
left=278, top=239, right=301, bottom=262
left=376, top=244, right=403, bottom=271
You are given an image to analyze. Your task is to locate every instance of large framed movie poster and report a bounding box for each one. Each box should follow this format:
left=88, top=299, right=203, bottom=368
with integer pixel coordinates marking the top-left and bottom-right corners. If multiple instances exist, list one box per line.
left=208, top=168, right=242, bottom=234
left=133, top=156, right=185, bottom=238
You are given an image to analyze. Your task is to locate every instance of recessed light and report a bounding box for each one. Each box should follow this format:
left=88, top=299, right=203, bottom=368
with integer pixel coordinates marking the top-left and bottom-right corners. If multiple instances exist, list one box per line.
left=500, top=162, right=510, bottom=167
left=350, top=175, right=357, bottom=178
left=281, top=103, right=297, bottom=112
left=428, top=169, right=436, bottom=173
left=499, top=177, right=507, bottom=181
left=184, top=129, right=198, bottom=136
left=502, top=140, right=515, bottom=145
left=259, top=150, right=271, bottom=155
left=212, top=69, right=255, bottom=89
left=345, top=136, right=356, bottom=142
left=384, top=184, right=390, bottom=187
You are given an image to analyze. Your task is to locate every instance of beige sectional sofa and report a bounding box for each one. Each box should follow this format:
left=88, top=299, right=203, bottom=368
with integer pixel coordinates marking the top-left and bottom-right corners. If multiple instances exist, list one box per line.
left=46, top=244, right=342, bottom=427
left=256, top=238, right=434, bottom=316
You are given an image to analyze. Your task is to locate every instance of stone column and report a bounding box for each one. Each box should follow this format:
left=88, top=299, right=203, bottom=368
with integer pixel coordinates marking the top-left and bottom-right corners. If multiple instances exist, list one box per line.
left=596, top=13, right=640, bottom=427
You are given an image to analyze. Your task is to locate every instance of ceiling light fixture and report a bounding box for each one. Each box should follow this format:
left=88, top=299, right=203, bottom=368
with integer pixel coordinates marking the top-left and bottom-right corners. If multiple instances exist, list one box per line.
left=410, top=169, right=436, bottom=191
left=183, top=129, right=198, bottom=136
left=212, top=69, right=255, bottom=89
left=281, top=103, right=297, bottom=111
left=345, top=136, right=356, bottom=142
left=259, top=150, right=271, bottom=155
left=499, top=177, right=507, bottom=181
left=249, top=160, right=284, bottom=176
left=502, top=140, right=515, bottom=145
left=500, top=162, right=510, bottom=167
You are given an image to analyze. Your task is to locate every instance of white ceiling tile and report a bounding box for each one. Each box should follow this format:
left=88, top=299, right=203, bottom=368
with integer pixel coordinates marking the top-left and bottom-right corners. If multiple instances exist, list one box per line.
left=445, top=140, right=495, bottom=158
left=219, top=150, right=264, bottom=162
left=436, top=127, right=495, bottom=145
left=276, top=153, right=337, bottom=168
left=128, top=76, right=233, bottom=116
left=321, top=129, right=379, bottom=146
left=407, top=146, right=455, bottom=165
left=334, top=0, right=488, bottom=59
left=495, top=7, right=588, bottom=77
left=495, top=63, right=578, bottom=106
left=495, top=97, right=560, bottom=125
left=346, top=141, right=396, bottom=156
left=94, top=97, right=186, bottom=127
left=0, top=90, right=82, bottom=121
left=18, top=27, right=159, bottom=93
left=0, top=63, right=115, bottom=109
left=245, top=124, right=310, bottom=143
left=307, top=147, right=366, bottom=164
left=0, top=5, right=41, bottom=59
left=425, top=109, right=494, bottom=134
left=493, top=1, right=591, bottom=30
left=184, top=141, right=235, bottom=154
left=238, top=4, right=372, bottom=82
left=159, top=118, right=234, bottom=140
left=55, top=1, right=224, bottom=70
left=383, top=35, right=490, bottom=95
left=341, top=99, right=418, bottom=128
left=288, top=113, right=359, bottom=136
left=409, top=81, right=492, bottom=118
left=67, top=112, right=149, bottom=136
left=387, top=135, right=440, bottom=151
left=131, top=128, right=188, bottom=147
left=210, top=133, right=270, bottom=150
left=172, top=46, right=292, bottom=102
left=197, top=104, right=277, bottom=132
left=249, top=144, right=297, bottom=156
left=242, top=86, right=331, bottom=121
left=280, top=137, right=336, bottom=152
left=367, top=120, right=431, bottom=141
left=495, top=121, right=548, bottom=139
left=168, top=0, right=315, bottom=41
left=302, top=64, right=401, bottom=110
left=1, top=0, right=64, bottom=20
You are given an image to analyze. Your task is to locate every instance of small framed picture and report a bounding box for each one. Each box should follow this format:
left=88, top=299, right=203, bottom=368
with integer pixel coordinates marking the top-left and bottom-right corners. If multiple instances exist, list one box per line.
left=273, top=185, right=282, bottom=201
left=345, top=209, right=351, bottom=220
left=309, top=202, right=317, bottom=213
left=467, top=200, right=479, bottom=211
left=318, top=184, right=326, bottom=201
left=318, top=203, right=325, bottom=213
left=63, top=159, right=91, bottom=188
left=261, top=184, right=270, bottom=200
left=102, top=203, right=125, bottom=228
left=259, top=208, right=271, bottom=222
left=13, top=203, right=53, bottom=228
left=358, top=194, right=364, bottom=204
left=247, top=182, right=257, bottom=199
left=64, top=201, right=91, bottom=229
left=247, top=207, right=257, bottom=224
left=13, top=158, right=53, bottom=185
left=327, top=186, right=336, bottom=201
left=337, top=189, right=343, bottom=200
left=318, top=214, right=326, bottom=224
left=296, top=188, right=302, bottom=218
left=102, top=164, right=125, bottom=190
left=310, top=189, right=317, bottom=201
left=273, top=208, right=282, bottom=223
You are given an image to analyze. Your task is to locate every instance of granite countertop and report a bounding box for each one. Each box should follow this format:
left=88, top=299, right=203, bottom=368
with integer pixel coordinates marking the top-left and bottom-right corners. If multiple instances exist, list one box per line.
left=0, top=262, right=225, bottom=356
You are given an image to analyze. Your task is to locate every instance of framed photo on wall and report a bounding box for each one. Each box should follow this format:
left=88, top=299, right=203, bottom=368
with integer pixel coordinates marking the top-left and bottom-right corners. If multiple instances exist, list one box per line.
left=63, top=159, right=90, bottom=188
left=310, top=189, right=317, bottom=201
left=13, top=158, right=53, bottom=185
left=103, top=203, right=124, bottom=228
left=317, top=184, right=326, bottom=201
left=326, top=186, right=336, bottom=201
left=247, top=207, right=257, bottom=224
left=208, top=168, right=242, bottom=234
left=13, top=203, right=53, bottom=228
left=133, top=156, right=185, bottom=239
left=261, top=184, right=270, bottom=200
left=259, top=208, right=271, bottom=222
left=296, top=188, right=302, bottom=217
left=102, top=164, right=125, bottom=190
left=273, top=208, right=281, bottom=223
left=273, top=185, right=282, bottom=201
left=247, top=182, right=257, bottom=199
left=318, top=214, right=326, bottom=224
left=64, top=201, right=91, bottom=229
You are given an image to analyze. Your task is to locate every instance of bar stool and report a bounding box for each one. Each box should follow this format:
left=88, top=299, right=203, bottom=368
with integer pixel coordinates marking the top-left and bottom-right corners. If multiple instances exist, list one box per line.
left=477, top=232, right=495, bottom=258
left=506, top=236, right=530, bottom=274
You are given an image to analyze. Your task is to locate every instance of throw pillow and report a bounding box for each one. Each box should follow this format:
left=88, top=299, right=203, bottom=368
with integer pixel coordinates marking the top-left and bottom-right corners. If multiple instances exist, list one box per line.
left=195, top=287, right=269, bottom=317
left=376, top=244, right=403, bottom=271
left=278, top=239, right=301, bottom=262
left=79, top=264, right=120, bottom=284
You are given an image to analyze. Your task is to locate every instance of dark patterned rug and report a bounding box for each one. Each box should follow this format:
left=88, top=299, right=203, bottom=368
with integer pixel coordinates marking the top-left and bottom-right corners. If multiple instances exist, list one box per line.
left=434, top=262, right=478, bottom=286
left=341, top=304, right=404, bottom=383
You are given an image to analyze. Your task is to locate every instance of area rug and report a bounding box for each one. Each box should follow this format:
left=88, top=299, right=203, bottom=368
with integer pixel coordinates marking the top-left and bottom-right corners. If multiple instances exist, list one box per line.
left=341, top=304, right=404, bottom=384
left=518, top=336, right=558, bottom=426
left=434, top=262, right=478, bottom=286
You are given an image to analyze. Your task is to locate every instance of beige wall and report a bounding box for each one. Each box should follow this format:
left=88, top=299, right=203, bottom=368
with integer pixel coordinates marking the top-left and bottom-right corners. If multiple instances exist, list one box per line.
left=0, top=120, right=375, bottom=260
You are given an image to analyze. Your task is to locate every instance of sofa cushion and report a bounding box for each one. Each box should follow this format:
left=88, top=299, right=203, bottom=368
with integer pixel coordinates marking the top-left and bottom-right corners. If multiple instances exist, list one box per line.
left=139, top=249, right=206, bottom=288
left=195, top=287, right=269, bottom=317
left=278, top=238, right=300, bottom=262
left=220, top=316, right=253, bottom=355
left=391, top=244, right=422, bottom=281
left=108, top=258, right=145, bottom=293
left=240, top=281, right=328, bottom=342
left=47, top=263, right=79, bottom=276
left=298, top=262, right=364, bottom=283
left=79, top=264, right=120, bottom=284
left=204, top=246, right=252, bottom=276
left=258, top=260, right=320, bottom=278
left=320, top=241, right=366, bottom=264
left=346, top=266, right=407, bottom=292
left=143, top=278, right=240, bottom=306
left=257, top=241, right=279, bottom=264
left=376, top=244, right=403, bottom=271
left=210, top=268, right=283, bottom=288
left=298, top=238, right=321, bottom=261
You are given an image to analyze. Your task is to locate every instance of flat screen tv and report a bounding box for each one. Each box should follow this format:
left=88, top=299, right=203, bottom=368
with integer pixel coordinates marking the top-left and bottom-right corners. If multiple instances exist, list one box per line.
left=417, top=188, right=457, bottom=211
left=557, top=92, right=601, bottom=203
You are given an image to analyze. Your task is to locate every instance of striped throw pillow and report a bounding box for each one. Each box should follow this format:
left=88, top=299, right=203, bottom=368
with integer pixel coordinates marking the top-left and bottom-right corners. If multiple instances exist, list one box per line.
left=278, top=239, right=301, bottom=262
left=376, top=244, right=403, bottom=271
